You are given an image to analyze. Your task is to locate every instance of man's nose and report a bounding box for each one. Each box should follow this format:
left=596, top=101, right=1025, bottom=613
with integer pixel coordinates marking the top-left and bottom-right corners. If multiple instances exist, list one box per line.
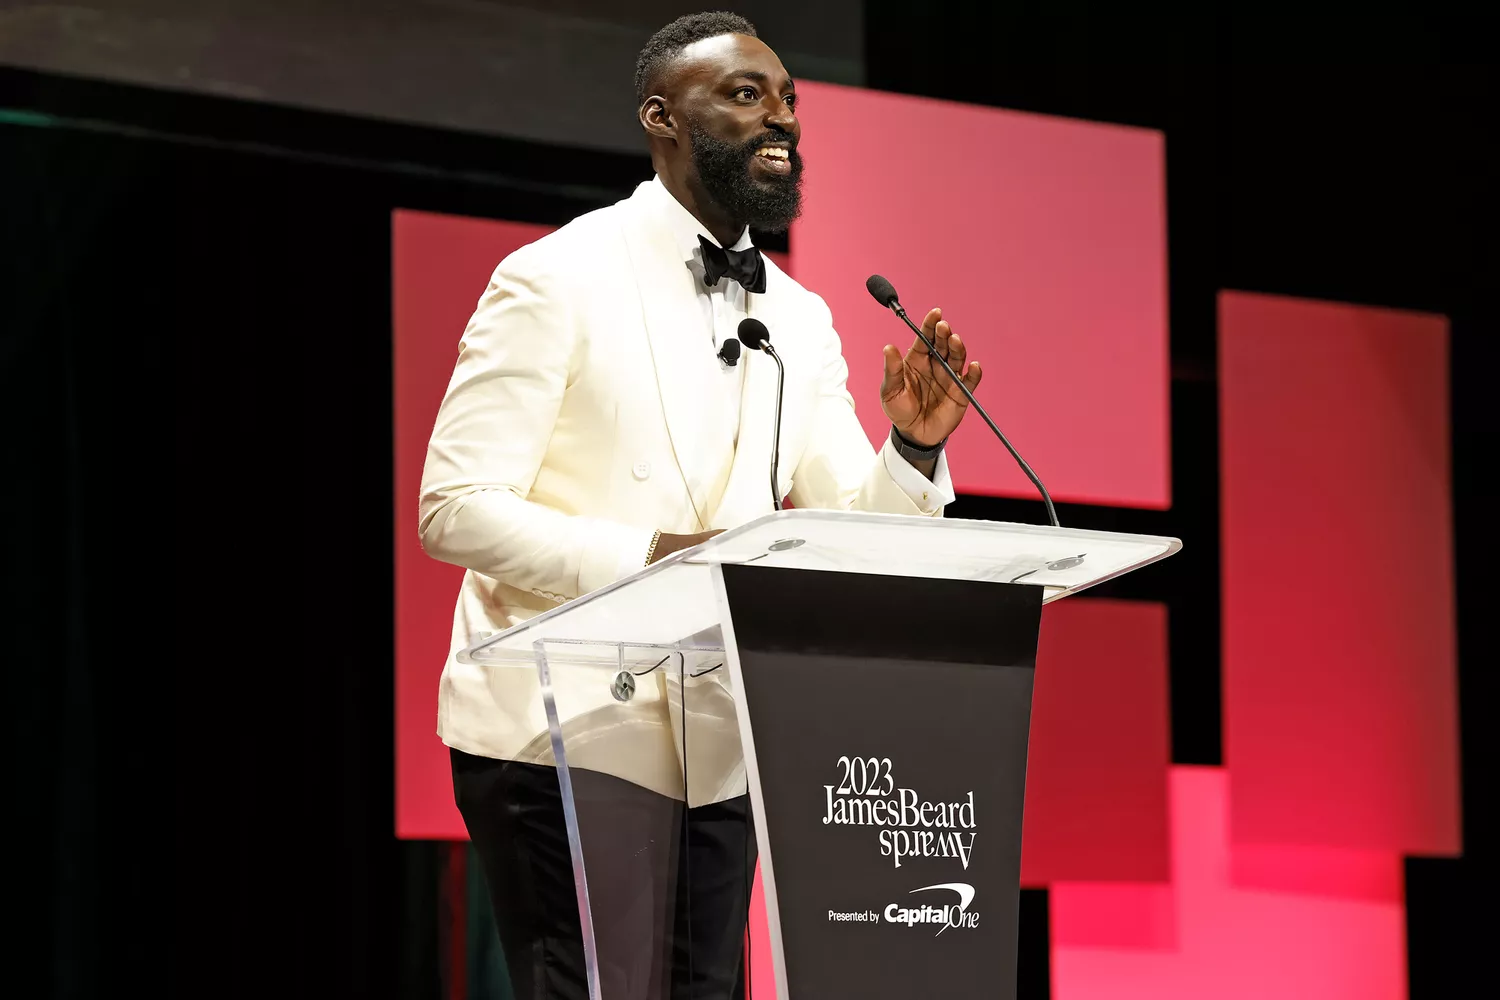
left=764, top=101, right=797, bottom=134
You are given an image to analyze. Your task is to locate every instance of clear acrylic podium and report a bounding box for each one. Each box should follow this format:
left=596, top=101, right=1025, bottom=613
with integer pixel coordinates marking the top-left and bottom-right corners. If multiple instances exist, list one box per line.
left=460, top=509, right=1179, bottom=1000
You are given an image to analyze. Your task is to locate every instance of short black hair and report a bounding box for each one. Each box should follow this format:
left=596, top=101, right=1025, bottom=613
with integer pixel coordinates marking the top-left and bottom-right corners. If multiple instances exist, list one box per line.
left=635, top=11, right=758, bottom=106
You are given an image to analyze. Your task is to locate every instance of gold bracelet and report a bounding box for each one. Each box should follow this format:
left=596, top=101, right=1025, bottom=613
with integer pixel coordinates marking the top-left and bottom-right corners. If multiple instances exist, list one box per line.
left=644, top=529, right=663, bottom=566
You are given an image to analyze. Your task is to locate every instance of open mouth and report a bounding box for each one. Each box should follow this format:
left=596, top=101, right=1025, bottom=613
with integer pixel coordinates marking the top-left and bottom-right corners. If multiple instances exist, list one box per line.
left=752, top=146, right=792, bottom=175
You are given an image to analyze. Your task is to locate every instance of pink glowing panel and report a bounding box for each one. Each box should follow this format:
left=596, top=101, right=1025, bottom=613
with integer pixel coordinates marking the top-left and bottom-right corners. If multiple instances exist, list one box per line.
left=790, top=81, right=1170, bottom=508
left=393, top=209, right=557, bottom=839
left=749, top=864, right=776, bottom=1000
left=1022, top=599, right=1171, bottom=886
left=1052, top=882, right=1176, bottom=950
left=1052, top=768, right=1408, bottom=999
left=1219, top=292, right=1460, bottom=856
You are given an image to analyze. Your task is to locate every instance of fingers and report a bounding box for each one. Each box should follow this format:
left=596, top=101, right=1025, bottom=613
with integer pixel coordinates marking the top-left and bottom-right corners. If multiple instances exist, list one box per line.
left=962, top=359, right=982, bottom=393
left=908, top=308, right=972, bottom=398
left=920, top=306, right=942, bottom=337
left=945, top=330, right=967, bottom=375
left=910, top=307, right=942, bottom=357
left=926, top=317, right=959, bottom=394
left=916, top=308, right=956, bottom=364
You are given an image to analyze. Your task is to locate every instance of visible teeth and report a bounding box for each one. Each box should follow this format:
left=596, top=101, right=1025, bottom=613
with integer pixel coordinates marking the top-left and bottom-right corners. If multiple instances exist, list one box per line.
left=756, top=147, right=789, bottom=159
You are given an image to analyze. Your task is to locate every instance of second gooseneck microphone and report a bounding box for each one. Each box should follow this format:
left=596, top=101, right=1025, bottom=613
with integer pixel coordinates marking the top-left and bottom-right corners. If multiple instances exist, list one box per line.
left=866, top=274, right=1060, bottom=528
left=737, top=318, right=785, bottom=511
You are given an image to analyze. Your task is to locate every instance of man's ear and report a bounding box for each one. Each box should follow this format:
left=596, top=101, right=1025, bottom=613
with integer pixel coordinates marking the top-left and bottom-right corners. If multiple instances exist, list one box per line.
left=640, top=96, right=677, bottom=141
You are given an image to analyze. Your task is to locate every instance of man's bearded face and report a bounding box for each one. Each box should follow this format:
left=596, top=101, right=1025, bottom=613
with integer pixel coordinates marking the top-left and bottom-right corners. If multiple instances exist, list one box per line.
left=687, top=118, right=804, bottom=234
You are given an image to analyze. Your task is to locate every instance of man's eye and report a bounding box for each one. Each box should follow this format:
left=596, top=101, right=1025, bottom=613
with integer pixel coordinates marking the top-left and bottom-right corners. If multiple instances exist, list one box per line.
left=736, top=87, right=756, bottom=100
left=784, top=95, right=797, bottom=108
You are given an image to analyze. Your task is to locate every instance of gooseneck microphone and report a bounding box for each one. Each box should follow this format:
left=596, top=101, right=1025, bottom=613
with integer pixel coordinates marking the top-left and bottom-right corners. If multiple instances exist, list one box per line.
left=717, top=337, right=741, bottom=367
left=865, top=274, right=1060, bottom=528
left=737, top=318, right=785, bottom=511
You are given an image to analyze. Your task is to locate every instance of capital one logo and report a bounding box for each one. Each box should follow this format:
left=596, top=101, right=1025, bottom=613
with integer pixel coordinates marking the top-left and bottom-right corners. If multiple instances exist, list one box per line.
left=883, top=882, right=980, bottom=936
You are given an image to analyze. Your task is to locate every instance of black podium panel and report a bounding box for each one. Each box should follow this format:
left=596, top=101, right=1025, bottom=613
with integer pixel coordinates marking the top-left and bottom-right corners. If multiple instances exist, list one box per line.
left=721, top=564, right=1043, bottom=1000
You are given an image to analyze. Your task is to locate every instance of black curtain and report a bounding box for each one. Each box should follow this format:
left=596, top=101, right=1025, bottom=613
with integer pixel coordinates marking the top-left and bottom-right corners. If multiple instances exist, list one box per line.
left=0, top=67, right=649, bottom=999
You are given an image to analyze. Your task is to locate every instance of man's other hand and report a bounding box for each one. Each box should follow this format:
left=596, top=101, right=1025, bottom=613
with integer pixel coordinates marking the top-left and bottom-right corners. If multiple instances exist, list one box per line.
left=649, top=529, right=725, bottom=564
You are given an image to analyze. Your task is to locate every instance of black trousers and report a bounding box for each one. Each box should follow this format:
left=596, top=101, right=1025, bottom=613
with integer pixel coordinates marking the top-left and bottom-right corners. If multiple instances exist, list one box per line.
left=451, top=749, right=756, bottom=1000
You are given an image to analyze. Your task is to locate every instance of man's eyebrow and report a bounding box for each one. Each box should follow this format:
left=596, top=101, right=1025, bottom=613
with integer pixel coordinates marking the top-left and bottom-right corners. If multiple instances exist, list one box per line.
left=726, top=69, right=796, bottom=89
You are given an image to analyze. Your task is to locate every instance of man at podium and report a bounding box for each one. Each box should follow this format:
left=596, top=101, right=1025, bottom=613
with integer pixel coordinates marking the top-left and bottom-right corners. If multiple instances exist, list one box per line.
left=418, top=11, right=983, bottom=998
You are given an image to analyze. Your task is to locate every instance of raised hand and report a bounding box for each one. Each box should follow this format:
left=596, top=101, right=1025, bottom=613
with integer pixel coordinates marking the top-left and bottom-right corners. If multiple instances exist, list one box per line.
left=879, top=307, right=982, bottom=448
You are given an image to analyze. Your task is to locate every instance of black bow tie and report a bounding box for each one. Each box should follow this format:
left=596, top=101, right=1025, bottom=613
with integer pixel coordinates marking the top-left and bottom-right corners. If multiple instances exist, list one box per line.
left=698, top=235, right=766, bottom=294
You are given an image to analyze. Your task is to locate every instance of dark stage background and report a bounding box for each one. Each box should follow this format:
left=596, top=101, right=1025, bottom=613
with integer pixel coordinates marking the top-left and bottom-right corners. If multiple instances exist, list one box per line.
left=1, top=4, right=1493, bottom=998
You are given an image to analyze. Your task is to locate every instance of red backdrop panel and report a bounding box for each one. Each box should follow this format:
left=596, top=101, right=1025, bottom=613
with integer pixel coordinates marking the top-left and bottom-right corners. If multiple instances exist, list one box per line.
left=1022, top=599, right=1171, bottom=886
left=1052, top=767, right=1407, bottom=999
left=789, top=81, right=1170, bottom=508
left=393, top=209, right=556, bottom=839
left=1218, top=291, right=1460, bottom=856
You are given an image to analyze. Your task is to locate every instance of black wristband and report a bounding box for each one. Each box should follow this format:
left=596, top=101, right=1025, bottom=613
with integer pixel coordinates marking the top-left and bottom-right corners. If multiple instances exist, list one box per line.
left=890, top=425, right=946, bottom=463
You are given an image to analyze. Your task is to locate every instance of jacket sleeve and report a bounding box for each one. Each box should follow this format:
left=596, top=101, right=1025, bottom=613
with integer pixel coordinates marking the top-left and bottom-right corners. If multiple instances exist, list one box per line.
left=417, top=249, right=653, bottom=600
left=786, top=294, right=949, bottom=518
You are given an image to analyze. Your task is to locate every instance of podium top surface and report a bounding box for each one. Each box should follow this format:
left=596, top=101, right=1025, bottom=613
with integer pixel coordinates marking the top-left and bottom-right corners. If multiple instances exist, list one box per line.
left=462, top=509, right=1179, bottom=663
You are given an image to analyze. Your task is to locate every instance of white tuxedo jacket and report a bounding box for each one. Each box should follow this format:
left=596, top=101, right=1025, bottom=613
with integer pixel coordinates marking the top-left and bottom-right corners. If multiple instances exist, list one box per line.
left=419, top=180, right=945, bottom=793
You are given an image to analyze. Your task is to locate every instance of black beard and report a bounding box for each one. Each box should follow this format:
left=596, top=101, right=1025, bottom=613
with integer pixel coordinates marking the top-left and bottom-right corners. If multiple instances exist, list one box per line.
left=686, top=121, right=804, bottom=234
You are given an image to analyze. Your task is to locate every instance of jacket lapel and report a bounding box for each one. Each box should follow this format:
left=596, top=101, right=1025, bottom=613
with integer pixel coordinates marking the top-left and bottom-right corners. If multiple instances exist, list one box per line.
left=618, top=187, right=717, bottom=523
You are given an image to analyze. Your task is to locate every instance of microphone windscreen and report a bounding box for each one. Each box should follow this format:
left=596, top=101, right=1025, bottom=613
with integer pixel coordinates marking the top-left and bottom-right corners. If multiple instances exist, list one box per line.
left=866, top=274, right=900, bottom=307
left=737, top=317, right=771, bottom=350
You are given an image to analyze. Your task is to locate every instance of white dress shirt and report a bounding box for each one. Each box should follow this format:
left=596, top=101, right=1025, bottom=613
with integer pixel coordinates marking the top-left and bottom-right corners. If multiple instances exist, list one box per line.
left=615, top=177, right=955, bottom=579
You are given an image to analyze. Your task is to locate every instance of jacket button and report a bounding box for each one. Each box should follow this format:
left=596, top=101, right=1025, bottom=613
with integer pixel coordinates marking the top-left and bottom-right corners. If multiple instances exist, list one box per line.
left=632, top=461, right=651, bottom=480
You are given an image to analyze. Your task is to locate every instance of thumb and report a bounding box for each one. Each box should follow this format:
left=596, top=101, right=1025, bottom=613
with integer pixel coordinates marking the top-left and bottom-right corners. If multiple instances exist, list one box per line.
left=881, top=344, right=903, bottom=384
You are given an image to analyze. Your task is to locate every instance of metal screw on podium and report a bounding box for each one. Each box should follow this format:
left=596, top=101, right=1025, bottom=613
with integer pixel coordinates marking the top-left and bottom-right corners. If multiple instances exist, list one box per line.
left=611, top=670, right=637, bottom=703
left=769, top=538, right=805, bottom=551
